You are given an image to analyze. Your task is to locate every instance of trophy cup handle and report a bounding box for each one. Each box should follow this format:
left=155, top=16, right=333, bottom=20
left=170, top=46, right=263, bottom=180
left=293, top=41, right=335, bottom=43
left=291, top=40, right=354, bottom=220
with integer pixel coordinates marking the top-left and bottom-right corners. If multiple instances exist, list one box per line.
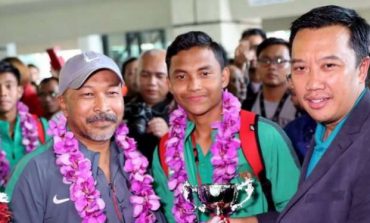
left=182, top=181, right=207, bottom=213
left=230, top=178, right=254, bottom=212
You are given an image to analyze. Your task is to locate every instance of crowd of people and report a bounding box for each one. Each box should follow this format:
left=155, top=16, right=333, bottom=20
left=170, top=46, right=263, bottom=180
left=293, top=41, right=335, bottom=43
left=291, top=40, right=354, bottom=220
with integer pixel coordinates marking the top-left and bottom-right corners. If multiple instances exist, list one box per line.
left=0, top=4, right=369, bottom=223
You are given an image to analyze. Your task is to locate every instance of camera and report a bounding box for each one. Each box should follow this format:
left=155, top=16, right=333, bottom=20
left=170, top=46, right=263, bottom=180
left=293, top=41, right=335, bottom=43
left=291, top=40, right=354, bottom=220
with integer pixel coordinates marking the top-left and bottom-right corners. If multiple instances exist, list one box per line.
left=126, top=102, right=153, bottom=135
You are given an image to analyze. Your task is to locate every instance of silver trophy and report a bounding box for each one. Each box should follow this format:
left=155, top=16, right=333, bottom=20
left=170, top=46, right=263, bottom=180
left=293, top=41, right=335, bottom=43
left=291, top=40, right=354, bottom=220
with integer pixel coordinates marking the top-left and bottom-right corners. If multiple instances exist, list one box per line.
left=183, top=178, right=254, bottom=217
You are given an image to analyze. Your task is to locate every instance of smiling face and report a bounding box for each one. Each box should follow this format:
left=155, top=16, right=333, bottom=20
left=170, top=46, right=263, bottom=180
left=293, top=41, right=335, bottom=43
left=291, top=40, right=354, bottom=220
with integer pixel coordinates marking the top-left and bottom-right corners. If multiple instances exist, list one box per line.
left=291, top=25, right=369, bottom=127
left=168, top=46, right=229, bottom=121
left=59, top=69, right=124, bottom=143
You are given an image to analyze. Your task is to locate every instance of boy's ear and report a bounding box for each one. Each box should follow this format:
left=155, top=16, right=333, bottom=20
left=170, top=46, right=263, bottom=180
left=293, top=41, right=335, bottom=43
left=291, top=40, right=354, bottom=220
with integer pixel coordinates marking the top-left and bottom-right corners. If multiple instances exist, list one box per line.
left=221, top=66, right=230, bottom=88
left=16, top=85, right=24, bottom=100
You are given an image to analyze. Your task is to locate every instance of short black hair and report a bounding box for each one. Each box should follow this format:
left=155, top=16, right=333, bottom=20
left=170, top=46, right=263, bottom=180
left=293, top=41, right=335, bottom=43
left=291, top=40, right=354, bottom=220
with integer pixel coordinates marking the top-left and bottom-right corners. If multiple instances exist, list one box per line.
left=166, top=31, right=228, bottom=71
left=121, top=57, right=137, bottom=78
left=28, top=64, right=38, bottom=69
left=39, top=76, right=59, bottom=86
left=256, top=37, right=290, bottom=57
left=290, top=5, right=370, bottom=65
left=240, top=28, right=267, bottom=41
left=0, top=61, right=21, bottom=85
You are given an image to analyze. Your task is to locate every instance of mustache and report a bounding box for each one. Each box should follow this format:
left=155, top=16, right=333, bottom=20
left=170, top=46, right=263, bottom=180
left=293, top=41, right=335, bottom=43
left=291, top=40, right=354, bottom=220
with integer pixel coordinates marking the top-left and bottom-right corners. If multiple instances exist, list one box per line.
left=86, top=113, right=118, bottom=124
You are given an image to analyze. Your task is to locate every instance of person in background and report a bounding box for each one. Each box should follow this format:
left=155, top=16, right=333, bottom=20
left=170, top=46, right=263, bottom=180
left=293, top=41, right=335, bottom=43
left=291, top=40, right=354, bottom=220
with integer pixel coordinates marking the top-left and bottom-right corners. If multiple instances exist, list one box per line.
left=236, top=28, right=267, bottom=110
left=27, top=63, right=40, bottom=85
left=2, top=57, right=43, bottom=116
left=250, top=38, right=296, bottom=128
left=121, top=57, right=138, bottom=103
left=38, top=77, right=61, bottom=120
left=0, top=61, right=48, bottom=190
left=235, top=28, right=267, bottom=74
left=227, top=64, right=247, bottom=102
left=124, top=49, right=172, bottom=166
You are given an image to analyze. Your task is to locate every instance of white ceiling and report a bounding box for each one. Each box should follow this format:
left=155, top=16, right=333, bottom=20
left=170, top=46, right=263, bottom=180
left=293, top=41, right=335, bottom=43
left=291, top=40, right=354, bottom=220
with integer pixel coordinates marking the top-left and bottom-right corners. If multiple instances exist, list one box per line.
left=0, top=0, right=369, bottom=53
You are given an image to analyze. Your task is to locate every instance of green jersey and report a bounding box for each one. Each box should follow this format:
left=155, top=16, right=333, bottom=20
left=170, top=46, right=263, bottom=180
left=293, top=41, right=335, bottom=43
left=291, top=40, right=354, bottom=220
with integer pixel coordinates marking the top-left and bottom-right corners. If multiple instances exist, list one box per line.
left=152, top=117, right=300, bottom=222
left=0, top=115, right=49, bottom=170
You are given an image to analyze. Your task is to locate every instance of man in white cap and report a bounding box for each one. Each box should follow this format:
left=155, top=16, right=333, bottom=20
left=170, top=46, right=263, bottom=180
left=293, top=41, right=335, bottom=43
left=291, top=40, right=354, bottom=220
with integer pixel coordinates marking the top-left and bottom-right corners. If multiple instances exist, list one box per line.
left=6, top=51, right=166, bottom=223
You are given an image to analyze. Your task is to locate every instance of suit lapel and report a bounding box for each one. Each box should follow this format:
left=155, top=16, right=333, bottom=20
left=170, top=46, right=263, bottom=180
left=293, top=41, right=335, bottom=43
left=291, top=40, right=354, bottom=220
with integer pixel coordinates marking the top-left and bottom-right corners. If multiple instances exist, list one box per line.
left=278, top=90, right=370, bottom=220
left=298, top=140, right=315, bottom=185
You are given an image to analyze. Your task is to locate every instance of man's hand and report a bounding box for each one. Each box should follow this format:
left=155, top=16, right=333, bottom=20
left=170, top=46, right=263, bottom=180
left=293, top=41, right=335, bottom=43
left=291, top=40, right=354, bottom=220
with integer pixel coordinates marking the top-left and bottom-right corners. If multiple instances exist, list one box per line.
left=234, top=40, right=251, bottom=69
left=147, top=117, right=169, bottom=138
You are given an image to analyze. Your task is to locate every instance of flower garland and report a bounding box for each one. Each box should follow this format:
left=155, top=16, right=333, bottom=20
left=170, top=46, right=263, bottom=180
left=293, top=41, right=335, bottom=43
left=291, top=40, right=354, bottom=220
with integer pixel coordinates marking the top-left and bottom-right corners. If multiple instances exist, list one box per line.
left=0, top=151, right=9, bottom=187
left=165, top=90, right=241, bottom=222
left=0, top=102, right=39, bottom=187
left=48, top=115, right=160, bottom=223
left=18, top=102, right=40, bottom=153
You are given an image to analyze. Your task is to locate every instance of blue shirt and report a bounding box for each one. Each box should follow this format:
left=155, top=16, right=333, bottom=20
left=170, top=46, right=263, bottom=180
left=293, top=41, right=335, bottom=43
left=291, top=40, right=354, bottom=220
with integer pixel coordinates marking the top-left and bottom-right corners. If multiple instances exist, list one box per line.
left=306, top=90, right=366, bottom=177
left=284, top=113, right=316, bottom=163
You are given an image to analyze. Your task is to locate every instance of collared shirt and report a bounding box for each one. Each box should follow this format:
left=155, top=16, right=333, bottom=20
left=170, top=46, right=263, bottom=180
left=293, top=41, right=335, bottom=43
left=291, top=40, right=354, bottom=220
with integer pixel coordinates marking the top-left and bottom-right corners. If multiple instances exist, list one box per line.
left=306, top=90, right=367, bottom=177
left=6, top=140, right=166, bottom=223
left=153, top=116, right=300, bottom=222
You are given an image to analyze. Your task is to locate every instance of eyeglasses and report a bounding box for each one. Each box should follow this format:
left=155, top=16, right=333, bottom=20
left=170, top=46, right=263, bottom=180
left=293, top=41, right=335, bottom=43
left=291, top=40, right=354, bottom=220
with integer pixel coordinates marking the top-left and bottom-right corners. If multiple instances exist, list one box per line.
left=257, top=58, right=290, bottom=67
left=38, top=91, right=58, bottom=98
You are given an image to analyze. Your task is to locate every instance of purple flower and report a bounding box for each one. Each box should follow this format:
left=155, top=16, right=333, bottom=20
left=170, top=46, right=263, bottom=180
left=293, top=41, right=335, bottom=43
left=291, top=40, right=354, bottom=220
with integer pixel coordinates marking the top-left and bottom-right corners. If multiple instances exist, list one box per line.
left=0, top=102, right=42, bottom=186
left=0, top=150, right=10, bottom=187
left=18, top=102, right=40, bottom=153
left=49, top=115, right=160, bottom=223
left=115, top=122, right=160, bottom=223
left=166, top=90, right=241, bottom=220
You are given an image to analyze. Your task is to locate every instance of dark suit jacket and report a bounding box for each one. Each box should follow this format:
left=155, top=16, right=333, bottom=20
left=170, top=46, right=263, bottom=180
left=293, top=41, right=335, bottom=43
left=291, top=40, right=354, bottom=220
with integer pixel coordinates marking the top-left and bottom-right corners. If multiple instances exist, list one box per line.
left=276, top=90, right=370, bottom=223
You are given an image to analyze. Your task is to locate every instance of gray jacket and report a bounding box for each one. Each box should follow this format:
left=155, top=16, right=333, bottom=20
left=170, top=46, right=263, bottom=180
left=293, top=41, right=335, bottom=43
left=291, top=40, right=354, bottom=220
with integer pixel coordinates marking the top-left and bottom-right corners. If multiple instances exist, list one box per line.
left=6, top=140, right=166, bottom=223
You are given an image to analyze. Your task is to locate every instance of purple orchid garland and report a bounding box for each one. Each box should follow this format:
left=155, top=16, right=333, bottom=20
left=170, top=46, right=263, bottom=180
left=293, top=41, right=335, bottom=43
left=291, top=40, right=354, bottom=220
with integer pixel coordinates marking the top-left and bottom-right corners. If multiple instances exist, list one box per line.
left=49, top=115, right=160, bottom=223
left=0, top=102, right=39, bottom=187
left=165, top=90, right=241, bottom=222
left=18, top=102, right=40, bottom=153
left=115, top=124, right=160, bottom=222
left=0, top=151, right=9, bottom=187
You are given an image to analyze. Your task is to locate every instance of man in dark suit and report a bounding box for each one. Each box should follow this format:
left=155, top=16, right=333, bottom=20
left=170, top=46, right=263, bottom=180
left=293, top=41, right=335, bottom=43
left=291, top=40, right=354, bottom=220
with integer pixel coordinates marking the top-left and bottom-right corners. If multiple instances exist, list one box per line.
left=276, top=5, right=370, bottom=223
left=209, top=5, right=370, bottom=223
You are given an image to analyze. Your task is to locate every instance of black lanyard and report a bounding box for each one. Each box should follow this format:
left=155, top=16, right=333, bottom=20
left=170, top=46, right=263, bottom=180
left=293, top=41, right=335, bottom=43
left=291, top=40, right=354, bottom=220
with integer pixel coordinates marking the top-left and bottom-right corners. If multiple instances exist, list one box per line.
left=260, top=91, right=289, bottom=123
left=191, top=134, right=203, bottom=186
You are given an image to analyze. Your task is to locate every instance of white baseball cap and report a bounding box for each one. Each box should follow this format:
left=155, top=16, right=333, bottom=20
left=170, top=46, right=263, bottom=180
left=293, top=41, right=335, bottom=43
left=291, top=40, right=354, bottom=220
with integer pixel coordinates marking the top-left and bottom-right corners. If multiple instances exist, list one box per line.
left=58, top=51, right=123, bottom=96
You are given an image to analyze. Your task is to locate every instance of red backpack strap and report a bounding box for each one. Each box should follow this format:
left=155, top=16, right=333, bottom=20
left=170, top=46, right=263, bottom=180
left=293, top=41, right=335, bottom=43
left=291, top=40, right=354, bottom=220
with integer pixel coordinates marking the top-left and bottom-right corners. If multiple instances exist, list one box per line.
left=31, top=114, right=45, bottom=144
left=159, top=112, right=263, bottom=178
left=159, top=133, right=169, bottom=176
left=240, top=110, right=264, bottom=178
